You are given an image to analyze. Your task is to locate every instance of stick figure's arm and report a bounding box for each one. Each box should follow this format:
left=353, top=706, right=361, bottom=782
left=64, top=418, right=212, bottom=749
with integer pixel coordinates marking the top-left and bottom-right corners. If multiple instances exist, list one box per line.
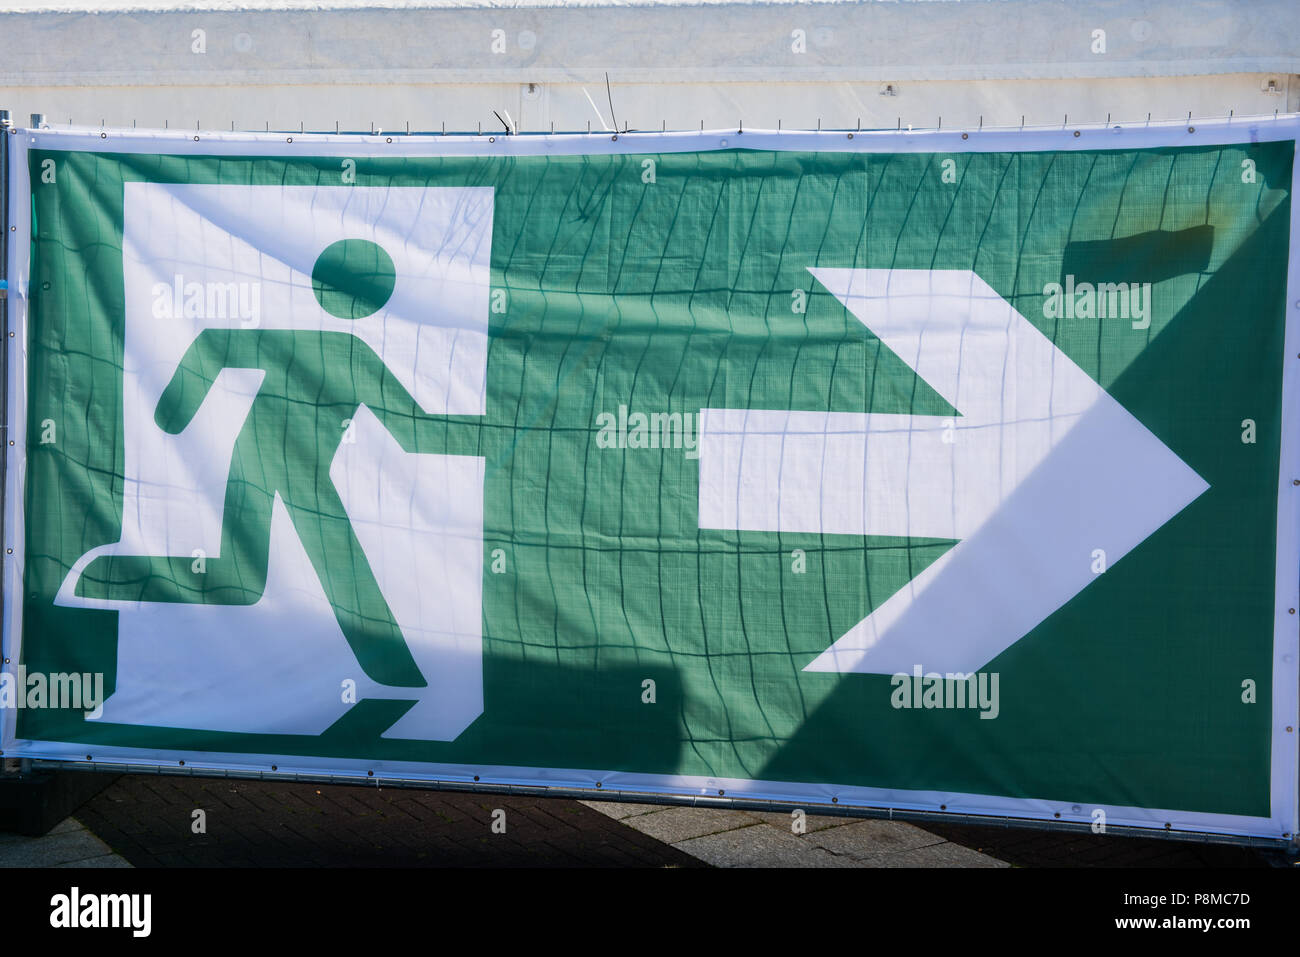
left=155, top=328, right=258, bottom=434
left=351, top=343, right=427, bottom=450
left=353, top=342, right=482, bottom=456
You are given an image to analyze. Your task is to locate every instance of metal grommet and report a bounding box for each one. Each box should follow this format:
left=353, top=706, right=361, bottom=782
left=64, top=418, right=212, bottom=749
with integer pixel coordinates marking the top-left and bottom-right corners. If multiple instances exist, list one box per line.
left=488, top=136, right=496, bottom=143
left=961, top=133, right=968, bottom=140
left=718, top=789, right=725, bottom=796
left=100, top=132, right=107, bottom=139
left=611, top=134, right=618, bottom=141
left=1054, top=812, right=1060, bottom=818
left=832, top=797, right=838, bottom=803
left=1188, top=126, right=1195, bottom=133
left=940, top=804, right=946, bottom=810
left=1164, top=822, right=1172, bottom=829
left=286, top=137, right=293, bottom=143
left=385, top=137, right=392, bottom=143
left=1288, top=726, right=1294, bottom=733
left=193, top=135, right=200, bottom=142
left=367, top=770, right=374, bottom=776
left=5, top=548, right=11, bottom=554
left=596, top=781, right=602, bottom=789
left=179, top=759, right=185, bottom=766
left=1073, top=130, right=1081, bottom=137
left=847, top=132, right=854, bottom=139
left=86, top=754, right=92, bottom=760
left=1293, top=480, right=1299, bottom=486
left=271, top=765, right=277, bottom=771
left=473, top=774, right=479, bottom=781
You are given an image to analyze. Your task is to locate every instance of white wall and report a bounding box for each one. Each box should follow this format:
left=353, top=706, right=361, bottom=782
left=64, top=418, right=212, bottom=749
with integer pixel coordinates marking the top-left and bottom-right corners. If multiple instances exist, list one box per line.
left=2, top=0, right=1298, bottom=133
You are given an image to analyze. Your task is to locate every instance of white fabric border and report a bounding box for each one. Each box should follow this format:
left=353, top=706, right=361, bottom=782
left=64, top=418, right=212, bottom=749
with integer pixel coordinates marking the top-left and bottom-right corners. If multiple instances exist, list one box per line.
left=2, top=129, right=31, bottom=765
left=3, top=740, right=1286, bottom=841
left=14, top=113, right=1300, bottom=158
left=1273, top=117, right=1300, bottom=845
left=2, top=116, right=1298, bottom=842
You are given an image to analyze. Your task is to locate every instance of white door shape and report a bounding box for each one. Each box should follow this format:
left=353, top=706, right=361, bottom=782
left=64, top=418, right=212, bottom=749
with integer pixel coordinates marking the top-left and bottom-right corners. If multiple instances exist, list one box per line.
left=57, top=183, right=493, bottom=741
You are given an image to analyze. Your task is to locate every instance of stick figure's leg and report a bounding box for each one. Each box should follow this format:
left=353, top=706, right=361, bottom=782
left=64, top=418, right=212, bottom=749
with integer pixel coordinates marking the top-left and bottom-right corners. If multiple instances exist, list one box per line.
left=284, top=481, right=427, bottom=689
left=77, top=443, right=275, bottom=604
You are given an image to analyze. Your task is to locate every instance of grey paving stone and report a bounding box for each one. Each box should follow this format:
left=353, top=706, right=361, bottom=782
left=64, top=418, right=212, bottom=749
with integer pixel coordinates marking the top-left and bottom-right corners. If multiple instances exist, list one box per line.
left=52, top=853, right=133, bottom=868
left=626, top=807, right=757, bottom=844
left=578, top=800, right=665, bottom=820
left=0, top=828, right=120, bottom=867
left=743, top=810, right=857, bottom=833
left=803, top=820, right=947, bottom=859
left=582, top=802, right=1010, bottom=868
left=677, top=823, right=859, bottom=868
left=854, top=839, right=1010, bottom=868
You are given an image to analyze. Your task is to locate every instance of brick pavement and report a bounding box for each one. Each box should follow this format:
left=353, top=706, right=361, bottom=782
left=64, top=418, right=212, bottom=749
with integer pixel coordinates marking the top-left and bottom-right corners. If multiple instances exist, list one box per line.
left=75, top=775, right=705, bottom=867
left=28, top=774, right=1284, bottom=868
left=918, top=820, right=1273, bottom=868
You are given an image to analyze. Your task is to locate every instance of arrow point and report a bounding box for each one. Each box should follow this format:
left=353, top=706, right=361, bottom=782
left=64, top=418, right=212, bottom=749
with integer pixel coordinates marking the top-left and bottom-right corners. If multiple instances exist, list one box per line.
left=790, top=269, right=1210, bottom=676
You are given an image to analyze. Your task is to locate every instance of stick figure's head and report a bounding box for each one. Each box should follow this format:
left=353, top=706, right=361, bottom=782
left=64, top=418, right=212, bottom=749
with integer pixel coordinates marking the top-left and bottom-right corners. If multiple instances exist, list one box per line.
left=312, top=239, right=397, bottom=320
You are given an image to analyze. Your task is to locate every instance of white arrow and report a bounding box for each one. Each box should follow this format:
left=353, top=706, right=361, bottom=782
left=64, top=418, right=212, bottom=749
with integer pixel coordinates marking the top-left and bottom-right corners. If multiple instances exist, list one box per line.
left=697, top=268, right=1209, bottom=675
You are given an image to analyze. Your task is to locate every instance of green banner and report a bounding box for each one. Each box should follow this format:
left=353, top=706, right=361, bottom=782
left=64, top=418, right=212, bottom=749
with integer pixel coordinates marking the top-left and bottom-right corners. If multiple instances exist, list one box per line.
left=3, top=122, right=1297, bottom=841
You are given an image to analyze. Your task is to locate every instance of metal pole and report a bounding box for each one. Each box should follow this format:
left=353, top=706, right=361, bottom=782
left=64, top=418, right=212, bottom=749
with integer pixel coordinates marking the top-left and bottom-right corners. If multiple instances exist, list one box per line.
left=0, top=110, right=9, bottom=304
left=0, top=107, right=10, bottom=750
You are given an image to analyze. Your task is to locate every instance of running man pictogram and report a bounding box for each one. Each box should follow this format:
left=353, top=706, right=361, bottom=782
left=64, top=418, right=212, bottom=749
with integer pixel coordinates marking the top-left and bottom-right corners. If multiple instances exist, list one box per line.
left=77, top=239, right=479, bottom=689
